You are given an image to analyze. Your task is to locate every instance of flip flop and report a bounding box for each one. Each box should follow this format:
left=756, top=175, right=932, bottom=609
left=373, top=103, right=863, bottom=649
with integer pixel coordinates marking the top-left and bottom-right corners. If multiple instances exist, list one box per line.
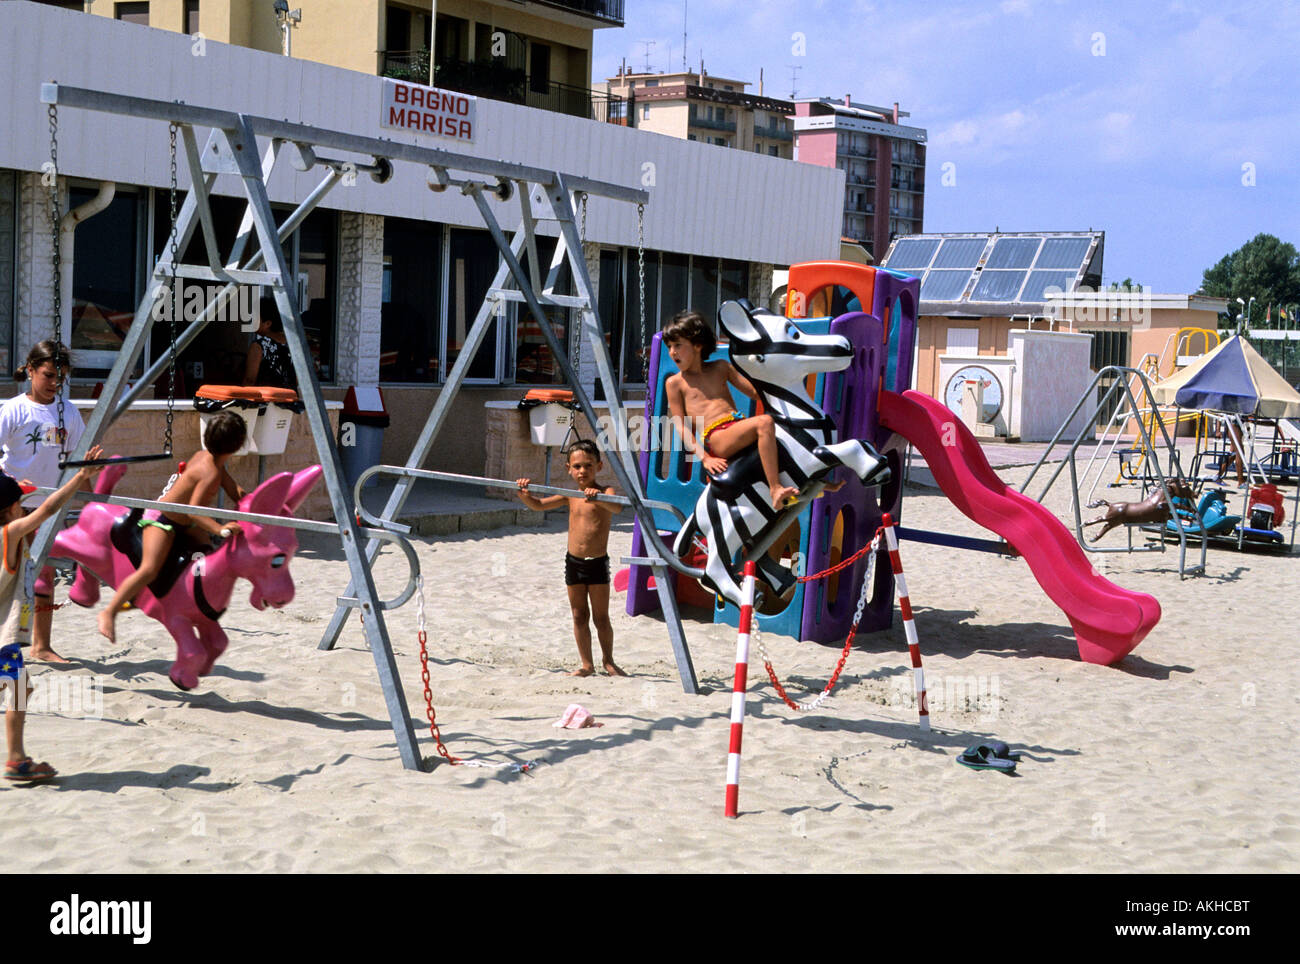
left=4, top=758, right=57, bottom=782
left=957, top=741, right=1019, bottom=773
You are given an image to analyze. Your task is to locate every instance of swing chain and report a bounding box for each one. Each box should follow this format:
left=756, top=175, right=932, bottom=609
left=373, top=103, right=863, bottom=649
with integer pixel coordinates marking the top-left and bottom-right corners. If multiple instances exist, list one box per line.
left=636, top=201, right=647, bottom=383
left=47, top=102, right=67, bottom=451
left=163, top=121, right=179, bottom=457
left=414, top=574, right=459, bottom=766
left=570, top=192, right=587, bottom=379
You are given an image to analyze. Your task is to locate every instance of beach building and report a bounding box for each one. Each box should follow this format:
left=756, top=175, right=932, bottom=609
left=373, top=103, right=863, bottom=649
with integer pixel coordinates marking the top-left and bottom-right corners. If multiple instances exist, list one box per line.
left=2, top=1, right=846, bottom=490
left=878, top=231, right=1228, bottom=440
left=791, top=97, right=926, bottom=261
left=600, top=66, right=795, bottom=158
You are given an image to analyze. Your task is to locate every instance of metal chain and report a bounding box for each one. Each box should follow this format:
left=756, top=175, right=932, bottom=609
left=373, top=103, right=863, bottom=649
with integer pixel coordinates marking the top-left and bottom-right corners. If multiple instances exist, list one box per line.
left=636, top=202, right=647, bottom=383
left=47, top=102, right=67, bottom=454
left=163, top=122, right=179, bottom=457
left=415, top=574, right=460, bottom=765
left=761, top=529, right=881, bottom=712
left=570, top=192, right=587, bottom=379
left=412, top=574, right=537, bottom=771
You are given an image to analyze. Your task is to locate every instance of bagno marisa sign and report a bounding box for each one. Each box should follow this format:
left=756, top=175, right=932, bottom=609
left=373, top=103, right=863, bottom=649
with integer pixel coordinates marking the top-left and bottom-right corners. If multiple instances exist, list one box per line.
left=381, top=79, right=476, bottom=143
left=49, top=895, right=151, bottom=944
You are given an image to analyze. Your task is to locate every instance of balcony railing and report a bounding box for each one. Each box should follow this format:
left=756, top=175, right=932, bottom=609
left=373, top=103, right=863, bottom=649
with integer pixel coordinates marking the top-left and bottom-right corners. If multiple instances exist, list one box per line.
left=689, top=115, right=737, bottom=133
left=534, top=0, right=625, bottom=25
left=381, top=54, right=625, bottom=123
left=754, top=123, right=793, bottom=141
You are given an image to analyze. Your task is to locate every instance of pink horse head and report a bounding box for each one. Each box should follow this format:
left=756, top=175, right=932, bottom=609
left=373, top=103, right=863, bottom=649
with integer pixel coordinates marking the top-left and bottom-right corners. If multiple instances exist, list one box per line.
left=50, top=464, right=323, bottom=690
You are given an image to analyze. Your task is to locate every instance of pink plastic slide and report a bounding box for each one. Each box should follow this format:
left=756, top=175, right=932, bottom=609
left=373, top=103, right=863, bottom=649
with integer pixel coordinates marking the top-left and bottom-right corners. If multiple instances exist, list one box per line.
left=878, top=389, right=1160, bottom=664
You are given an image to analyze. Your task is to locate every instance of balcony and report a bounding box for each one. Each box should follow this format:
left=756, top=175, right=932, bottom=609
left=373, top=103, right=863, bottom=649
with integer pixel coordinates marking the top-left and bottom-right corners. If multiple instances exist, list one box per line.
left=535, top=0, right=625, bottom=25
left=754, top=123, right=793, bottom=142
left=382, top=54, right=625, bottom=123
left=689, top=115, right=737, bottom=133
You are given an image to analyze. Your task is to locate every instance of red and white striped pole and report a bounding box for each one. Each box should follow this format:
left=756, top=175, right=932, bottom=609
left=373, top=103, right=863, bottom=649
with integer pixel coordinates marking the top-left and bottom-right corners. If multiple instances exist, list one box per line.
left=724, top=560, right=758, bottom=818
left=882, top=513, right=929, bottom=731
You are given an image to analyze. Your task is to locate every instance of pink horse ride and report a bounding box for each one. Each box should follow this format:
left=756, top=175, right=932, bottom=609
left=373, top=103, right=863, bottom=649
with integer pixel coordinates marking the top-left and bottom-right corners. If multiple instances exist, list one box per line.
left=46, top=463, right=323, bottom=690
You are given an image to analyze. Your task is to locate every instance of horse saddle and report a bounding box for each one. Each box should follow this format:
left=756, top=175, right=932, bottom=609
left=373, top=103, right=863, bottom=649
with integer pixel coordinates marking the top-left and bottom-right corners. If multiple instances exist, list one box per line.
left=109, top=508, right=211, bottom=599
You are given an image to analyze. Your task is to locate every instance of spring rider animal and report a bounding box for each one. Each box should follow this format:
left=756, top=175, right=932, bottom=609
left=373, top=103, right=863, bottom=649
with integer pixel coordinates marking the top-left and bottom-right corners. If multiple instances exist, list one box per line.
left=672, top=300, right=890, bottom=605
left=46, top=463, right=323, bottom=689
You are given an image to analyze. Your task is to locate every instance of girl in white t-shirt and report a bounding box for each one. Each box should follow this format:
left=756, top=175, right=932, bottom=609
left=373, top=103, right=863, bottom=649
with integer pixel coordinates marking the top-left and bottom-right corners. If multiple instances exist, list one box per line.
left=0, top=342, right=86, bottom=663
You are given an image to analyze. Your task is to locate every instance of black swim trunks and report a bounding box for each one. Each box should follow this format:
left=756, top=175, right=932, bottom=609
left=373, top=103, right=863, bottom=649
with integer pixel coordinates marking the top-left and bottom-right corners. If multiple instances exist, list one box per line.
left=564, top=552, right=610, bottom=586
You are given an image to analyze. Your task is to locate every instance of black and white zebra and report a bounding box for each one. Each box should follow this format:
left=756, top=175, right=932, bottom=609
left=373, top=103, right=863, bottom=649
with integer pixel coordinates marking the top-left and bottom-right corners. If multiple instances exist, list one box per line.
left=672, top=299, right=890, bottom=606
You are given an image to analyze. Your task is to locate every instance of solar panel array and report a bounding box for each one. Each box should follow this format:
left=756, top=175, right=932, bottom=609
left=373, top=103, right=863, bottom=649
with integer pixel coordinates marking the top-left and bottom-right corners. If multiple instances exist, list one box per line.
left=882, top=233, right=1099, bottom=305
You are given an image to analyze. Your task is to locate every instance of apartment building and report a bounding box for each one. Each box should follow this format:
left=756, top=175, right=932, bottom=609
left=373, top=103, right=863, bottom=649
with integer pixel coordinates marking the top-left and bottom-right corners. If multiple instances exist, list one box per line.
left=602, top=67, right=795, bottom=158
left=41, top=0, right=624, bottom=120
left=4, top=1, right=844, bottom=475
left=792, top=97, right=927, bottom=260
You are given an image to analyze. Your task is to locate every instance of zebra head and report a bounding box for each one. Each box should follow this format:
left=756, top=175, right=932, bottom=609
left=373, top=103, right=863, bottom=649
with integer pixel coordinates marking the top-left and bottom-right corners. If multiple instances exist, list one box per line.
left=718, top=300, right=854, bottom=400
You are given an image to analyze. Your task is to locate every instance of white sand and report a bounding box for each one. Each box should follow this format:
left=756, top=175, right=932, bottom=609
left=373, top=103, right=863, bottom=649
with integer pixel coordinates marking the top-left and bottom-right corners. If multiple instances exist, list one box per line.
left=8, top=468, right=1297, bottom=873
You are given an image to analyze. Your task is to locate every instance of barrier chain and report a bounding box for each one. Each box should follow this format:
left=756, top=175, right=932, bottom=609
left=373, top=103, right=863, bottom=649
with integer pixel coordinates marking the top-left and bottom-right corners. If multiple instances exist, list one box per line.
left=759, top=529, right=881, bottom=711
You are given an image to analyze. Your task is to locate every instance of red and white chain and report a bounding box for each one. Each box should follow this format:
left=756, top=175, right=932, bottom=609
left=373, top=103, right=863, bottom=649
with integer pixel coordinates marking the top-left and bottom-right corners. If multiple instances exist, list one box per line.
left=758, top=530, right=880, bottom=711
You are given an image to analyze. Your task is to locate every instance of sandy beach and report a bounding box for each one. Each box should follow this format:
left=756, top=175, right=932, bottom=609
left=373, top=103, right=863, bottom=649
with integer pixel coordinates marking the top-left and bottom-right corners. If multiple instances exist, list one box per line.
left=6, top=465, right=1297, bottom=875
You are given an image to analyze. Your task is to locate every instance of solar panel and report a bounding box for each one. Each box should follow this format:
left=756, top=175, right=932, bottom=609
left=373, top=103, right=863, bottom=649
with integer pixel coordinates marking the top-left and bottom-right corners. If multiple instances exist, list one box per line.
left=886, top=238, right=940, bottom=271
left=931, top=237, right=987, bottom=268
left=970, top=270, right=1026, bottom=302
left=985, top=237, right=1041, bottom=269
left=1035, top=237, right=1091, bottom=269
left=1022, top=270, right=1078, bottom=302
left=889, top=232, right=1100, bottom=308
left=920, top=270, right=971, bottom=301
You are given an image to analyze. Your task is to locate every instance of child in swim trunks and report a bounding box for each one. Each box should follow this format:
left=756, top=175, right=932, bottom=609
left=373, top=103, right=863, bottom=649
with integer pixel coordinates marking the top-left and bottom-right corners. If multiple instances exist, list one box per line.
left=97, top=412, right=248, bottom=643
left=662, top=309, right=799, bottom=510
left=516, top=440, right=625, bottom=677
left=0, top=446, right=104, bottom=782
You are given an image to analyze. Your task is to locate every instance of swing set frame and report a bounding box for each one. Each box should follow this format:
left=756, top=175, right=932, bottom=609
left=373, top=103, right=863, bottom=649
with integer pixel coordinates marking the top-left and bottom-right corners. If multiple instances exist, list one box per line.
left=34, top=82, right=704, bottom=770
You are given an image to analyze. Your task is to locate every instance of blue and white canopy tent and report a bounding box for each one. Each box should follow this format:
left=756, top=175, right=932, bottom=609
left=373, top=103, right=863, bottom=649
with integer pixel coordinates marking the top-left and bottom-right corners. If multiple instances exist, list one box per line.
left=1152, top=334, right=1300, bottom=418
left=1152, top=334, right=1300, bottom=547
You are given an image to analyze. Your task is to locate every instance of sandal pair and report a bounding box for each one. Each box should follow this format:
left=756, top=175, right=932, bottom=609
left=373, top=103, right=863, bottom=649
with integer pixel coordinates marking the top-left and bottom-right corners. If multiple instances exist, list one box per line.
left=957, top=741, right=1020, bottom=773
left=5, top=758, right=57, bottom=782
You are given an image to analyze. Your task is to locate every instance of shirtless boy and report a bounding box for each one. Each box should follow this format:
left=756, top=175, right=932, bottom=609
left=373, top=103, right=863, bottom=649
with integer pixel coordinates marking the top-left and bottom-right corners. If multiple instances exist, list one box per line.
left=516, top=440, right=625, bottom=677
left=97, top=412, right=247, bottom=643
left=662, top=309, right=799, bottom=509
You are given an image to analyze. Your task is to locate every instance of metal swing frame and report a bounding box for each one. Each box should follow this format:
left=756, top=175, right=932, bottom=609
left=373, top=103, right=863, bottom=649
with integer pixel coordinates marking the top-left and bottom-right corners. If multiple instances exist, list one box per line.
left=34, top=82, right=704, bottom=774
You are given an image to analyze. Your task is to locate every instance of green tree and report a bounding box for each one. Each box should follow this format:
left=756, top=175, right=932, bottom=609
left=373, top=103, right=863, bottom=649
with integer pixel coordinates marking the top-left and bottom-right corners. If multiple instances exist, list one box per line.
left=1200, top=233, right=1300, bottom=328
left=1107, top=277, right=1143, bottom=292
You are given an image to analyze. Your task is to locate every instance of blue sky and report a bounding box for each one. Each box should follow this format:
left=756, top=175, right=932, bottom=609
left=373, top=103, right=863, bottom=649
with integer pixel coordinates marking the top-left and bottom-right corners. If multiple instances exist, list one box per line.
left=593, top=0, right=1299, bottom=293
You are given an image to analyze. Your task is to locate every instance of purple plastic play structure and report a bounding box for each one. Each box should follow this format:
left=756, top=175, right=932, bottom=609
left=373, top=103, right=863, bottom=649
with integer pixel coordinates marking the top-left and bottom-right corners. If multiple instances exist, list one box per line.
left=625, top=261, right=919, bottom=644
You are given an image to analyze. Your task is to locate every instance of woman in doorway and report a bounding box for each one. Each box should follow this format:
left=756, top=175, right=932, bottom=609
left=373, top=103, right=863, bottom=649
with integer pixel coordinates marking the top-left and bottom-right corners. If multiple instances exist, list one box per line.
left=0, top=342, right=87, bottom=663
left=242, top=297, right=297, bottom=390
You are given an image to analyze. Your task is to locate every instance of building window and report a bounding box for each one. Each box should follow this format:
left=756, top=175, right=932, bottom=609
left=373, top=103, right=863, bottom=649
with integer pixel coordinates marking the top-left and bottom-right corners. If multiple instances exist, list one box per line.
left=644, top=79, right=659, bottom=87
left=769, top=145, right=779, bottom=157
left=71, top=185, right=148, bottom=380
left=185, top=0, right=199, bottom=34
left=614, top=249, right=749, bottom=385
left=510, top=236, right=570, bottom=386
left=642, top=104, right=650, bottom=120
left=446, top=228, right=502, bottom=381
left=115, top=2, right=149, bottom=25
left=381, top=217, right=442, bottom=384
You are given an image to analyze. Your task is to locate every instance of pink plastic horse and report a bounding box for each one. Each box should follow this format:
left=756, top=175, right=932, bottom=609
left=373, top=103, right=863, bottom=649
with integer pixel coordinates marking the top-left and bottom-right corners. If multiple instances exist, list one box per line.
left=46, top=463, right=323, bottom=690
